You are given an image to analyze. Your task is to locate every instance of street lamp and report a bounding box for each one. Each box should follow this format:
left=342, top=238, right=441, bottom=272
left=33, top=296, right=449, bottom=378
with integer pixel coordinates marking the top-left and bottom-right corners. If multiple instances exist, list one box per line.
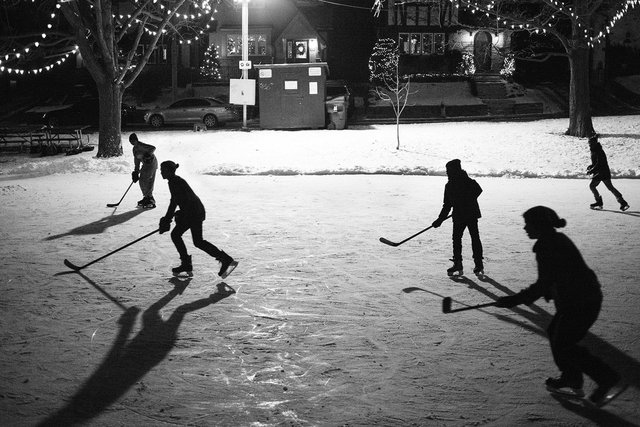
left=233, top=0, right=250, bottom=129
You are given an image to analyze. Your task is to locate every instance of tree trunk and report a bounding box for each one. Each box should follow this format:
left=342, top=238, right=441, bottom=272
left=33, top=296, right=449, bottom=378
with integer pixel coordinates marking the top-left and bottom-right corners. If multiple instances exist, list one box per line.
left=565, top=5, right=594, bottom=138
left=96, top=82, right=124, bottom=158
left=566, top=47, right=594, bottom=137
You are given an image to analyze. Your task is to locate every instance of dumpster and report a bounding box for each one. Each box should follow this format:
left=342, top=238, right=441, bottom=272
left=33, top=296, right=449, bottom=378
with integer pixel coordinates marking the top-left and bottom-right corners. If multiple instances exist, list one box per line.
left=255, top=63, right=328, bottom=129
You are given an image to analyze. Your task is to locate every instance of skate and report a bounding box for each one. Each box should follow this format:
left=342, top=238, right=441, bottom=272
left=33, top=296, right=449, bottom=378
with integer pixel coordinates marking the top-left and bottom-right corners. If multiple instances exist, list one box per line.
left=137, top=197, right=146, bottom=207
left=142, top=197, right=156, bottom=209
left=588, top=379, right=628, bottom=408
left=473, top=259, right=484, bottom=276
left=590, top=196, right=603, bottom=210
left=217, top=251, right=238, bottom=279
left=545, top=376, right=585, bottom=398
left=447, top=259, right=463, bottom=276
left=172, top=255, right=193, bottom=275
left=617, top=198, right=629, bottom=212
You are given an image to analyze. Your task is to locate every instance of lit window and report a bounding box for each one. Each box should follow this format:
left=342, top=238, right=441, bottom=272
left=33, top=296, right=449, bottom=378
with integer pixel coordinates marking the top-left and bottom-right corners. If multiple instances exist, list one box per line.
left=227, top=34, right=267, bottom=56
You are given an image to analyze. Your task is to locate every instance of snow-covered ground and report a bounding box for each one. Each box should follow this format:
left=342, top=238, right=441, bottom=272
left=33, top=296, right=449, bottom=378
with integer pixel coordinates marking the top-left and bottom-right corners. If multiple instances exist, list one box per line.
left=1, top=116, right=639, bottom=426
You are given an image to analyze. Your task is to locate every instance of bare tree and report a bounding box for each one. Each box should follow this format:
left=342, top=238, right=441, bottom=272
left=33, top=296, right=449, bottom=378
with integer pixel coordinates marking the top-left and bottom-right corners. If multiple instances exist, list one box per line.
left=1, top=0, right=216, bottom=157
left=372, top=0, right=639, bottom=137
left=369, top=38, right=411, bottom=150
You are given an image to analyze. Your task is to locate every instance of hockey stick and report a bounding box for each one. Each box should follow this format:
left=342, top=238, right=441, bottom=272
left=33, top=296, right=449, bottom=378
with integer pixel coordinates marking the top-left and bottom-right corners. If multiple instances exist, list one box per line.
left=106, top=181, right=134, bottom=207
left=379, top=215, right=451, bottom=247
left=64, top=229, right=159, bottom=271
left=442, top=296, right=497, bottom=314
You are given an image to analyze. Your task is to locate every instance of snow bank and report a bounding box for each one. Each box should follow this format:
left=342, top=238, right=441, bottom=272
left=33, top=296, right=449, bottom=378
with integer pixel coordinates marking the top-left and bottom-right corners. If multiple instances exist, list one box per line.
left=1, top=115, right=638, bottom=178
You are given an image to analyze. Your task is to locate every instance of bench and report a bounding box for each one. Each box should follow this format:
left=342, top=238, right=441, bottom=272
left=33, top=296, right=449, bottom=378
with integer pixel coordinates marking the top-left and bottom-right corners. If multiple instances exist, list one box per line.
left=42, top=125, right=91, bottom=149
left=0, top=126, right=46, bottom=153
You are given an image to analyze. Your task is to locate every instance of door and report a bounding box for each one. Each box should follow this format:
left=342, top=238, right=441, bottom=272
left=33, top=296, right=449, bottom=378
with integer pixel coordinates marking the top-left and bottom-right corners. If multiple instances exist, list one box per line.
left=474, top=31, right=492, bottom=72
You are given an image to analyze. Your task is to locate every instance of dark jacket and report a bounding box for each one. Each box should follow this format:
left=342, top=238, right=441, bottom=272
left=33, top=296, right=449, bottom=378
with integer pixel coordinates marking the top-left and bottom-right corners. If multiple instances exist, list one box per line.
left=437, top=170, right=482, bottom=222
left=587, top=142, right=611, bottom=180
left=165, top=175, right=206, bottom=222
left=508, top=232, right=602, bottom=312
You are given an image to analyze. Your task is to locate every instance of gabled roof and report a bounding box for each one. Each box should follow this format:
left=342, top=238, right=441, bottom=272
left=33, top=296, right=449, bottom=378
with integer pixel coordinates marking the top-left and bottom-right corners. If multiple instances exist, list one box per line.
left=277, top=9, right=327, bottom=44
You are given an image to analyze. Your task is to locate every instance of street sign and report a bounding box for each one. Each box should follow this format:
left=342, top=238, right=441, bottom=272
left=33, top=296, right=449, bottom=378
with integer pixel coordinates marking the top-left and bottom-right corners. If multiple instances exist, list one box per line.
left=239, top=60, right=252, bottom=70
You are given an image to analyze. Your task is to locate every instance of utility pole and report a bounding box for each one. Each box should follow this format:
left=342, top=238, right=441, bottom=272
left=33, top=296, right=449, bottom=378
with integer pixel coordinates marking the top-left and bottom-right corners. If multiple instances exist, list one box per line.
left=241, top=0, right=248, bottom=129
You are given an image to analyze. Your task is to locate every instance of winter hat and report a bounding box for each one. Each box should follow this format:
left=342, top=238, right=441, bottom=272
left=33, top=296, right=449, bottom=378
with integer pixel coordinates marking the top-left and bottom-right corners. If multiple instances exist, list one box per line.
left=523, top=206, right=566, bottom=229
left=446, top=159, right=462, bottom=172
left=129, top=133, right=138, bottom=143
left=161, top=160, right=179, bottom=172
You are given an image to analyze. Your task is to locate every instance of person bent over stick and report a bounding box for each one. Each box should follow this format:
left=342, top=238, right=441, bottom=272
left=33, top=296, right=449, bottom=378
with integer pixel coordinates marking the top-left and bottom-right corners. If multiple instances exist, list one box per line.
left=158, top=161, right=237, bottom=278
left=495, top=206, right=626, bottom=408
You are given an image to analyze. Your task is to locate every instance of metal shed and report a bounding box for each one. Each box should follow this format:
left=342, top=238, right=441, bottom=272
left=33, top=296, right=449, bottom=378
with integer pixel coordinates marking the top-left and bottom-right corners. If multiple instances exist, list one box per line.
left=254, top=63, right=328, bottom=129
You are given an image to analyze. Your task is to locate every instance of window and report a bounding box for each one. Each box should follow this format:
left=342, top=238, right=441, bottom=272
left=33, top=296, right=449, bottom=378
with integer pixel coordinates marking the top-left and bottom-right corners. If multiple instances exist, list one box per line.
left=398, top=1, right=441, bottom=26
left=399, top=32, right=445, bottom=55
left=409, top=33, right=421, bottom=54
left=226, top=34, right=267, bottom=56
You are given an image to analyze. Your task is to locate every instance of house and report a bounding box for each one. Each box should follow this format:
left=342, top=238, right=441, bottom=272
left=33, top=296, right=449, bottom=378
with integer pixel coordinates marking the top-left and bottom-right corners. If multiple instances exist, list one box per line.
left=376, top=0, right=512, bottom=75
left=205, top=0, right=332, bottom=80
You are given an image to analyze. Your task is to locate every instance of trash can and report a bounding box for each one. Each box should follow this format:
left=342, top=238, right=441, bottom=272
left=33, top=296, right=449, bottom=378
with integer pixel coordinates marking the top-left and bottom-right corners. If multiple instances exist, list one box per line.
left=325, top=98, right=347, bottom=130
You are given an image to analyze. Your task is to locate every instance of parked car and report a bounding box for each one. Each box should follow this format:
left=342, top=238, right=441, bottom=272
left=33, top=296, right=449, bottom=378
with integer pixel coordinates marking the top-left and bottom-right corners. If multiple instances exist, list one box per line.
left=144, top=97, right=240, bottom=128
left=22, top=93, right=136, bottom=127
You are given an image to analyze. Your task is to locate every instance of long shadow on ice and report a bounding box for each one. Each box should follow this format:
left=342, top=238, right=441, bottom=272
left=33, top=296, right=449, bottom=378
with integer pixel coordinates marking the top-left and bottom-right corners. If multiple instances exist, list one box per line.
left=453, top=274, right=639, bottom=423
left=44, top=208, right=146, bottom=240
left=37, top=281, right=235, bottom=427
left=596, top=209, right=640, bottom=218
left=550, top=395, right=639, bottom=427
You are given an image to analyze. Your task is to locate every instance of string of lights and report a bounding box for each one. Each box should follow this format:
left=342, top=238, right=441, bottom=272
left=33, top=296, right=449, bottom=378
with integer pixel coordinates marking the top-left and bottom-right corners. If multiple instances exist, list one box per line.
left=1, top=0, right=220, bottom=75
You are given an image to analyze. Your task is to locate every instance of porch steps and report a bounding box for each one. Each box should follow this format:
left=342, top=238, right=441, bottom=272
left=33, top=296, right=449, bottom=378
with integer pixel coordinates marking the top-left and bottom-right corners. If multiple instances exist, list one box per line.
left=473, top=74, right=542, bottom=115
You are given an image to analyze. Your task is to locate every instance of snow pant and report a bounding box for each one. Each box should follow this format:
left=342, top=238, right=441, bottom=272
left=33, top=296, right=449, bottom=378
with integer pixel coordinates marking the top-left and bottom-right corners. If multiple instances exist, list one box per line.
left=451, top=218, right=483, bottom=263
left=139, top=157, right=158, bottom=199
left=589, top=177, right=623, bottom=201
left=547, top=299, right=617, bottom=387
left=171, top=211, right=222, bottom=261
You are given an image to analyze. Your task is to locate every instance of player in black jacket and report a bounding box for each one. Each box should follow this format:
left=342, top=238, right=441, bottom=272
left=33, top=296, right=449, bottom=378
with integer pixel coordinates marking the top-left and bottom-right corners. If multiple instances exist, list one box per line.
left=158, top=161, right=237, bottom=278
left=496, top=206, right=626, bottom=407
left=587, top=135, right=629, bottom=211
left=432, top=159, right=484, bottom=276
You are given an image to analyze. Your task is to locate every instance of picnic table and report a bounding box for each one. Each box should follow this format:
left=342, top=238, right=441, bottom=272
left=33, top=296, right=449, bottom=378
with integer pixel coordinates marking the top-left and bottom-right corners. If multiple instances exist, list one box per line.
left=0, top=125, right=91, bottom=155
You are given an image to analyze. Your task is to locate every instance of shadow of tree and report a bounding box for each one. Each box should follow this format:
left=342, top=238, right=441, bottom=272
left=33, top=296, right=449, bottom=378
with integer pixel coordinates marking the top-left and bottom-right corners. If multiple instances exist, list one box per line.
left=37, top=281, right=235, bottom=426
left=598, top=133, right=640, bottom=140
left=44, top=209, right=146, bottom=240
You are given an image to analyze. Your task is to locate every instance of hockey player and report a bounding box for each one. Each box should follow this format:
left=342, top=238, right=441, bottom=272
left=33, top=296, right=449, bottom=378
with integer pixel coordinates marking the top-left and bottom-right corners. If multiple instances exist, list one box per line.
left=431, top=159, right=484, bottom=276
left=130, top=133, right=157, bottom=209
left=495, top=206, right=626, bottom=407
left=587, top=135, right=629, bottom=211
left=158, top=161, right=237, bottom=278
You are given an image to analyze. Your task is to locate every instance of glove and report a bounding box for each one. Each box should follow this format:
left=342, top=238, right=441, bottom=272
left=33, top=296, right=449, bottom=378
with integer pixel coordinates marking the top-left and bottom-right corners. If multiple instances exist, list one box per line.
left=159, top=216, right=172, bottom=234
left=131, top=170, right=139, bottom=183
left=432, top=218, right=443, bottom=228
left=495, top=295, right=520, bottom=308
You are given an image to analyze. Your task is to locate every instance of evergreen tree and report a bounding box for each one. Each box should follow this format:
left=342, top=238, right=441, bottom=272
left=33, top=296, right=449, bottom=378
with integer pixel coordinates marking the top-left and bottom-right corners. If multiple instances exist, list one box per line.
left=200, top=44, right=221, bottom=81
